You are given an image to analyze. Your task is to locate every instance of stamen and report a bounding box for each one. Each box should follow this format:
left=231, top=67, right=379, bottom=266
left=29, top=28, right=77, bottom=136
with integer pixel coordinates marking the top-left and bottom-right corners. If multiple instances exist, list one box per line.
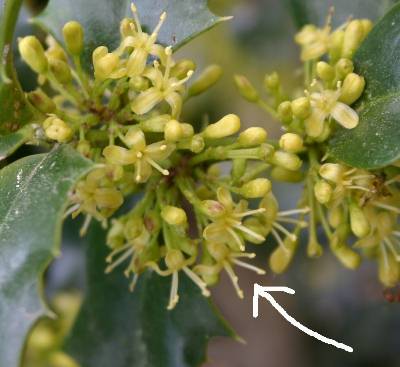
left=136, top=151, right=143, bottom=158
left=79, top=215, right=92, bottom=237
left=171, top=70, right=194, bottom=88
left=373, top=202, right=400, bottom=214
left=231, top=252, right=256, bottom=259
left=277, top=216, right=308, bottom=227
left=384, top=238, right=400, bottom=262
left=232, top=259, right=266, bottom=275
left=227, top=227, right=245, bottom=251
left=344, top=168, right=357, bottom=176
left=160, top=144, right=167, bottom=151
left=106, top=243, right=132, bottom=263
left=350, top=174, right=375, bottom=180
left=63, top=203, right=81, bottom=219
left=278, top=207, right=310, bottom=216
left=223, top=262, right=243, bottom=299
left=167, top=271, right=179, bottom=310
left=163, top=46, right=173, bottom=83
left=346, top=185, right=373, bottom=193
left=105, top=247, right=134, bottom=273
left=151, top=11, right=167, bottom=39
left=380, top=242, right=390, bottom=270
left=136, top=159, right=142, bottom=182
left=271, top=228, right=289, bottom=253
left=273, top=222, right=297, bottom=241
left=183, top=267, right=210, bottom=297
left=129, top=273, right=139, bottom=292
left=233, top=208, right=266, bottom=218
left=145, top=157, right=169, bottom=176
left=130, top=3, right=142, bottom=33
left=392, top=231, right=400, bottom=237
left=233, top=223, right=265, bottom=242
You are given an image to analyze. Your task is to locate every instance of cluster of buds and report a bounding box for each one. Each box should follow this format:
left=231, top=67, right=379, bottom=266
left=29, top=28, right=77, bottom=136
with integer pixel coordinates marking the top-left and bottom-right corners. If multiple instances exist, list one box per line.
left=235, top=14, right=400, bottom=289
left=18, top=4, right=308, bottom=309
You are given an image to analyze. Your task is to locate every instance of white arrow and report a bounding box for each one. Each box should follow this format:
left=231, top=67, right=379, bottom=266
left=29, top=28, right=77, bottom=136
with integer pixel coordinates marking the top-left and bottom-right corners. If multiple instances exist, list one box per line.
left=253, top=283, right=353, bottom=353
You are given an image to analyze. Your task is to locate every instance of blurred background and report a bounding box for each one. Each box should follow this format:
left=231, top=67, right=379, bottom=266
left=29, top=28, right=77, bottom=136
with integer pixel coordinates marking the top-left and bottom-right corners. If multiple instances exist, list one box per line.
left=14, top=0, right=400, bottom=366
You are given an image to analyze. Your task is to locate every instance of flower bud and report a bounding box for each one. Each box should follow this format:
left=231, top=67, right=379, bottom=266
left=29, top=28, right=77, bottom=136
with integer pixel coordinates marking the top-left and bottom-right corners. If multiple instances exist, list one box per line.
left=240, top=178, right=271, bottom=198
left=164, top=120, right=183, bottom=142
left=234, top=74, right=259, bottom=102
left=332, top=245, right=361, bottom=270
left=279, top=133, right=304, bottom=153
left=76, top=140, right=91, bottom=157
left=45, top=37, right=68, bottom=62
left=319, top=163, right=345, bottom=183
left=62, top=21, right=84, bottom=55
left=378, top=251, right=399, bottom=287
left=140, top=114, right=170, bottom=133
left=264, top=72, right=280, bottom=91
left=271, top=167, right=304, bottom=182
left=29, top=324, right=56, bottom=350
left=231, top=159, right=246, bottom=181
left=238, top=127, right=268, bottom=146
left=270, top=151, right=302, bottom=171
left=165, top=249, right=185, bottom=270
left=161, top=206, right=187, bottom=226
left=349, top=203, right=370, bottom=238
left=95, top=188, right=123, bottom=209
left=269, top=236, right=298, bottom=274
left=18, top=36, right=48, bottom=74
left=27, top=89, right=56, bottom=114
left=188, top=64, right=222, bottom=96
left=329, top=29, right=344, bottom=62
left=48, top=352, right=80, bottom=367
left=342, top=20, right=364, bottom=59
left=180, top=123, right=194, bottom=138
left=49, top=57, right=72, bottom=84
left=316, top=61, right=335, bottom=81
left=291, top=97, right=311, bottom=120
left=190, top=135, right=205, bottom=153
left=307, top=237, right=323, bottom=258
left=335, top=58, right=354, bottom=79
left=201, top=200, right=225, bottom=218
left=328, top=206, right=344, bottom=228
left=277, top=101, right=292, bottom=124
left=129, top=76, right=150, bottom=91
left=339, top=73, right=365, bottom=105
left=361, top=19, right=373, bottom=37
left=203, top=114, right=240, bottom=139
left=171, top=59, right=197, bottom=79
left=314, top=180, right=332, bottom=204
left=93, top=47, right=121, bottom=81
left=43, top=116, right=73, bottom=143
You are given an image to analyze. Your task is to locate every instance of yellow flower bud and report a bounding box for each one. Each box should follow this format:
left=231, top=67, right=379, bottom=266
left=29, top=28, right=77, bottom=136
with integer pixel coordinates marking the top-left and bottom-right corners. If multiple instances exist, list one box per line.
left=76, top=140, right=91, bottom=157
left=329, top=29, right=344, bottom=63
left=271, top=167, right=304, bottom=182
left=27, top=89, right=56, bottom=114
left=349, top=203, right=370, bottom=238
left=342, top=20, right=364, bottom=59
left=28, top=324, right=56, bottom=351
left=314, top=180, right=333, bottom=204
left=165, top=249, right=186, bottom=270
left=180, top=123, right=194, bottom=138
left=328, top=206, right=344, bottom=228
left=161, top=206, right=187, bottom=226
left=277, top=101, right=292, bottom=124
left=62, top=21, right=84, bottom=55
left=140, top=114, right=170, bottom=133
left=129, top=76, right=150, bottom=91
left=18, top=36, right=48, bottom=74
left=188, top=64, right=222, bottom=96
left=240, top=178, right=271, bottom=198
left=269, top=236, right=298, bottom=274
left=378, top=251, right=399, bottom=287
left=43, top=116, right=73, bottom=143
left=201, top=200, right=226, bottom=218
left=203, top=114, right=241, bottom=139
left=279, top=133, right=304, bottom=153
left=332, top=244, right=361, bottom=270
left=171, top=59, right=197, bottom=79
left=361, top=19, right=373, bottom=38
left=95, top=188, right=123, bottom=209
left=319, top=163, right=345, bottom=183
left=238, top=127, right=268, bottom=146
left=48, top=57, right=72, bottom=84
left=335, top=58, right=354, bottom=79
left=164, top=120, right=183, bottom=142
left=93, top=48, right=122, bottom=81
left=339, top=73, right=365, bottom=105
left=48, top=352, right=80, bottom=367
left=233, top=74, right=259, bottom=102
left=291, top=97, right=311, bottom=119
left=190, top=135, right=205, bottom=153
left=316, top=61, right=335, bottom=81
left=264, top=72, right=280, bottom=91
left=270, top=151, right=302, bottom=171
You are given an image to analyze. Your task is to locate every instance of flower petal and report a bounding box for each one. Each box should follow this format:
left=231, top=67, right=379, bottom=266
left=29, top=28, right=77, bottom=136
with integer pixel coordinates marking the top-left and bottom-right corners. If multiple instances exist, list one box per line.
left=305, top=109, right=327, bottom=137
left=131, top=87, right=163, bottom=115
left=331, top=102, right=359, bottom=129
left=103, top=145, right=137, bottom=165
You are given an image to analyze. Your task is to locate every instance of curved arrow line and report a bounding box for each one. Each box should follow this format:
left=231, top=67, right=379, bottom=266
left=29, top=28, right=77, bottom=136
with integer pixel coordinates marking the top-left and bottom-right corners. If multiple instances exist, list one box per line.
left=253, top=284, right=353, bottom=353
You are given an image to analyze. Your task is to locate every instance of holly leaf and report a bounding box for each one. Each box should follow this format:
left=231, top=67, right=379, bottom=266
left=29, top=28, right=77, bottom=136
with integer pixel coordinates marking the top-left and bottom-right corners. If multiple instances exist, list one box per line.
left=0, top=0, right=34, bottom=135
left=0, top=145, right=93, bottom=367
left=329, top=3, right=400, bottom=168
left=0, top=124, right=34, bottom=161
left=286, top=0, right=398, bottom=28
left=65, top=223, right=234, bottom=367
left=33, top=0, right=230, bottom=70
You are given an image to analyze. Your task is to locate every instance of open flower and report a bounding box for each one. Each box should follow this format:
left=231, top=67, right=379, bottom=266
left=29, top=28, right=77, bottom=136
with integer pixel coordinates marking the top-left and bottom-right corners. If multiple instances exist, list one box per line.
left=103, top=127, right=175, bottom=183
left=305, top=89, right=359, bottom=138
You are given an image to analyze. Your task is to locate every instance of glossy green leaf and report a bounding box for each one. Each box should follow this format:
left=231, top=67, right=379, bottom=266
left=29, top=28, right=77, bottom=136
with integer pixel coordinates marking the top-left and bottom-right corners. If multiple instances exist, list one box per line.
left=33, top=0, right=230, bottom=70
left=0, top=145, right=93, bottom=367
left=0, top=124, right=34, bottom=161
left=329, top=3, right=400, bottom=168
left=286, top=0, right=398, bottom=28
left=0, top=0, right=34, bottom=135
left=66, top=224, right=234, bottom=367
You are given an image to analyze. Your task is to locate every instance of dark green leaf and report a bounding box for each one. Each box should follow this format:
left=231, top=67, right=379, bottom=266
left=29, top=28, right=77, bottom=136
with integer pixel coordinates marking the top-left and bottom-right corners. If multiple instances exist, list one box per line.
left=286, top=0, right=397, bottom=28
left=0, top=124, right=34, bottom=161
left=33, top=0, right=230, bottom=70
left=330, top=3, right=400, bottom=168
left=0, top=145, right=93, bottom=367
left=0, top=0, right=34, bottom=134
left=66, top=223, right=234, bottom=367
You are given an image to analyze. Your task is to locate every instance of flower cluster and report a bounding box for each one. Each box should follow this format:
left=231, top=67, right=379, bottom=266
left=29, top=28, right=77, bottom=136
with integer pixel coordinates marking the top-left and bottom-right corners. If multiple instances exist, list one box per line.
left=234, top=15, right=400, bottom=288
left=18, top=4, right=306, bottom=309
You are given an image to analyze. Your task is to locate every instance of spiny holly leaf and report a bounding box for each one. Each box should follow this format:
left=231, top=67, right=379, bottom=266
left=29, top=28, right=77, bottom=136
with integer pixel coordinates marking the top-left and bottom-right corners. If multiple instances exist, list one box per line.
left=0, top=145, right=93, bottom=367
left=0, top=124, right=34, bottom=161
left=286, top=0, right=398, bottom=28
left=33, top=0, right=230, bottom=70
left=0, top=0, right=34, bottom=135
left=329, top=3, right=400, bottom=168
left=65, top=223, right=234, bottom=367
